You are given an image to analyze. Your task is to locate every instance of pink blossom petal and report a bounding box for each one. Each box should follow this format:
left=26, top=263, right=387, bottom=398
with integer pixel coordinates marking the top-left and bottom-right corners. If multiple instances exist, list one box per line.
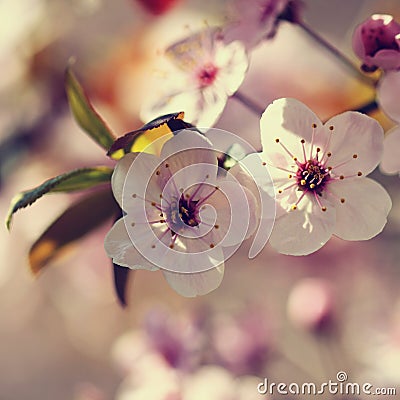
left=112, top=152, right=162, bottom=211
left=214, top=40, right=249, bottom=95
left=260, top=98, right=326, bottom=169
left=166, top=28, right=218, bottom=73
left=205, top=179, right=257, bottom=246
left=269, top=196, right=336, bottom=255
left=324, top=111, right=383, bottom=176
left=160, top=131, right=218, bottom=195
left=377, top=70, right=400, bottom=123
left=327, top=178, right=392, bottom=240
left=162, top=264, right=224, bottom=297
left=229, top=154, right=276, bottom=257
left=104, top=218, right=158, bottom=271
left=365, top=49, right=400, bottom=71
left=380, top=127, right=400, bottom=175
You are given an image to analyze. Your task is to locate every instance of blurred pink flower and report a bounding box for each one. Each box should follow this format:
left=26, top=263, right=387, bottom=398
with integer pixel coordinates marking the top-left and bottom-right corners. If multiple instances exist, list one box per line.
left=212, top=309, right=271, bottom=375
left=222, top=0, right=302, bottom=50
left=259, top=98, right=391, bottom=255
left=143, top=308, right=206, bottom=370
left=352, top=14, right=400, bottom=72
left=377, top=70, right=400, bottom=122
left=222, top=0, right=288, bottom=50
left=287, top=278, right=335, bottom=333
left=104, top=130, right=257, bottom=296
left=141, top=28, right=249, bottom=127
left=380, top=127, right=400, bottom=176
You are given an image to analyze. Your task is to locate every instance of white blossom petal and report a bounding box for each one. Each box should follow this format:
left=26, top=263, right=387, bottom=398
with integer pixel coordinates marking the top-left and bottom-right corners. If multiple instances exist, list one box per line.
left=214, top=40, right=248, bottom=95
left=377, top=70, right=400, bottom=123
left=327, top=178, right=392, bottom=240
left=160, top=130, right=217, bottom=196
left=104, top=218, right=158, bottom=271
left=162, top=264, right=224, bottom=297
left=112, top=152, right=162, bottom=211
left=269, top=196, right=336, bottom=255
left=324, top=111, right=384, bottom=176
left=380, top=126, right=400, bottom=175
left=260, top=98, right=326, bottom=169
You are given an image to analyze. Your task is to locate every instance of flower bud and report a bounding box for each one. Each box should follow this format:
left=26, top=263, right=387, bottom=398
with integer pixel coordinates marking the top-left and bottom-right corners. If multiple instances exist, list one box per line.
left=352, top=14, right=400, bottom=72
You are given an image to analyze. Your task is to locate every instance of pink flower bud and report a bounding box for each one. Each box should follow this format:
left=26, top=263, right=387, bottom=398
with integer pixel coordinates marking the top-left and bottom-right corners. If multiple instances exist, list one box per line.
left=352, top=14, right=400, bottom=72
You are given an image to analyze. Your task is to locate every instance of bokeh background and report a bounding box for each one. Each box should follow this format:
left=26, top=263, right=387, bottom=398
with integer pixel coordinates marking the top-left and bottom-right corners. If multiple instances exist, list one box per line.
left=1, top=0, right=400, bottom=399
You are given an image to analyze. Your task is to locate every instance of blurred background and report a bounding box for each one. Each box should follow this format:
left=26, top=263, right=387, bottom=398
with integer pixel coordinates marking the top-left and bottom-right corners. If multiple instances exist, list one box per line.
left=1, top=0, right=400, bottom=399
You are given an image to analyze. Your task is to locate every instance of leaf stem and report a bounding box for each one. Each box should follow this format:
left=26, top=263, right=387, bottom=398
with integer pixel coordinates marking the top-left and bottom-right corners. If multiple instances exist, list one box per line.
left=297, top=21, right=377, bottom=87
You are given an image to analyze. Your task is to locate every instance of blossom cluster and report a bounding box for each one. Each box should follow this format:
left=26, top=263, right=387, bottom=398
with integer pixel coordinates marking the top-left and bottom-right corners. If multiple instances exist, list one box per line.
left=6, top=0, right=400, bottom=300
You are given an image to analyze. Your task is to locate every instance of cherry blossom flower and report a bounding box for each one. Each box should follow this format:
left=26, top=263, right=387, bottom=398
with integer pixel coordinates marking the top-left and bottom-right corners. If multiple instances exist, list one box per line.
left=352, top=14, right=400, bottom=72
left=222, top=0, right=301, bottom=50
left=141, top=28, right=249, bottom=127
left=257, top=98, right=391, bottom=256
left=104, top=130, right=257, bottom=297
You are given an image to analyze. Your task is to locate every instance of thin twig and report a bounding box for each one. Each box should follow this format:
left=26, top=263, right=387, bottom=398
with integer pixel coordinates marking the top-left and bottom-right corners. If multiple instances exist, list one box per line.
left=233, top=91, right=265, bottom=116
left=297, top=21, right=377, bottom=87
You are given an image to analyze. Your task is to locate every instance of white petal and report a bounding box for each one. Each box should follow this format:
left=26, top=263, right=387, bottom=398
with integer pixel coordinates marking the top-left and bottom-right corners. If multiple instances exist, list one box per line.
left=112, top=152, right=162, bottom=211
left=162, top=265, right=224, bottom=297
left=140, top=83, right=199, bottom=126
left=104, top=218, right=158, bottom=271
left=269, top=196, right=336, bottom=256
left=111, top=153, right=137, bottom=209
left=380, top=126, right=400, bottom=175
left=214, top=40, right=249, bottom=95
left=377, top=71, right=400, bottom=123
left=159, top=130, right=218, bottom=195
left=327, top=178, right=392, bottom=240
left=203, top=179, right=257, bottom=247
left=324, top=111, right=384, bottom=176
left=230, top=153, right=276, bottom=257
left=166, top=28, right=217, bottom=72
left=260, top=98, right=325, bottom=169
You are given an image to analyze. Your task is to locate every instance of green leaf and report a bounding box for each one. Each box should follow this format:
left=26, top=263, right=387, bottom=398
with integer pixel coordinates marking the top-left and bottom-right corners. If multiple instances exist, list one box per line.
left=65, top=67, right=115, bottom=150
left=6, top=166, right=113, bottom=230
left=29, top=187, right=120, bottom=274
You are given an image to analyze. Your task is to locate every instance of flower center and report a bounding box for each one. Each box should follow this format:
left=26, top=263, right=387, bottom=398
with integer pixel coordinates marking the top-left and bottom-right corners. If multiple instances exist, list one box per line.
left=296, top=159, right=331, bottom=195
left=197, top=63, right=218, bottom=87
left=168, top=194, right=199, bottom=232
